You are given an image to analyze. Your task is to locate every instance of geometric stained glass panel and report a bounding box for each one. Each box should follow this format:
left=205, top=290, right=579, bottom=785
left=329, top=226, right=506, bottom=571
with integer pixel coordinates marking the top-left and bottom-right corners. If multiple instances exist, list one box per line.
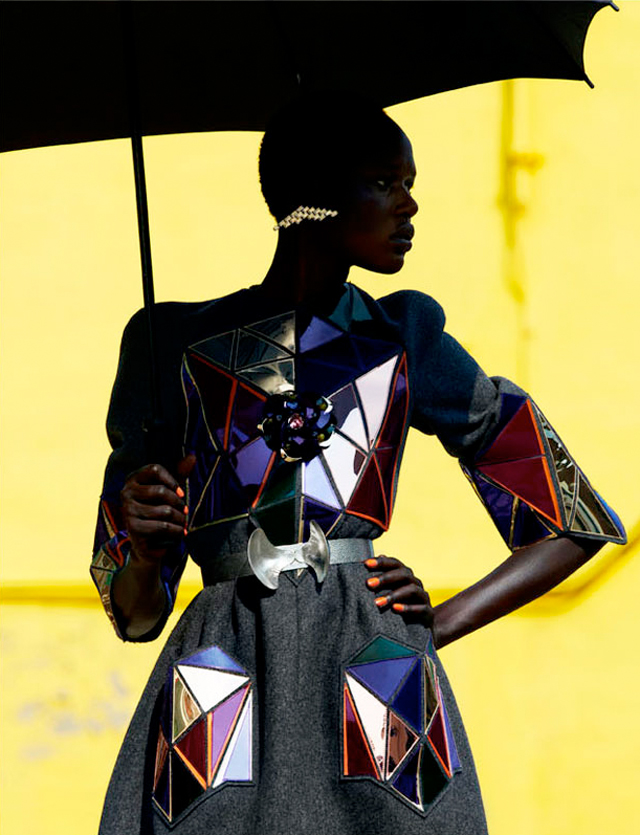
left=342, top=635, right=460, bottom=816
left=153, top=645, right=253, bottom=825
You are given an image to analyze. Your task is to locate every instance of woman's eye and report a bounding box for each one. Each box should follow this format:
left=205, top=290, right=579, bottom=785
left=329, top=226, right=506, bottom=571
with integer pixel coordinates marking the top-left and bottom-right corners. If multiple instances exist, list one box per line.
left=375, top=177, right=392, bottom=189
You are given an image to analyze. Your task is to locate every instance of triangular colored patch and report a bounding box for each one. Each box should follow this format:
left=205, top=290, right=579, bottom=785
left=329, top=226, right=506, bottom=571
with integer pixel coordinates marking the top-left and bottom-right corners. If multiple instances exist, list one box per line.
left=227, top=383, right=266, bottom=452
left=352, top=335, right=400, bottom=375
left=378, top=358, right=409, bottom=450
left=535, top=407, right=576, bottom=525
left=439, top=697, right=461, bottom=773
left=236, top=359, right=295, bottom=395
left=154, top=729, right=170, bottom=791
left=174, top=717, right=208, bottom=788
left=343, top=684, right=378, bottom=778
left=245, top=312, right=296, bottom=352
left=302, top=498, right=341, bottom=541
left=208, top=685, right=248, bottom=784
left=511, top=501, right=555, bottom=548
left=375, top=446, right=398, bottom=510
left=213, top=692, right=253, bottom=786
left=153, top=746, right=172, bottom=820
left=190, top=331, right=235, bottom=370
left=176, top=665, right=248, bottom=713
left=477, top=400, right=544, bottom=464
left=473, top=474, right=515, bottom=545
left=231, top=437, right=273, bottom=504
left=390, top=745, right=421, bottom=808
left=330, top=385, right=368, bottom=450
left=350, top=636, right=417, bottom=665
left=390, top=660, right=423, bottom=733
left=252, top=497, right=298, bottom=547
left=235, top=331, right=289, bottom=369
left=355, top=357, right=398, bottom=445
left=346, top=675, right=387, bottom=776
left=170, top=750, right=205, bottom=821
left=386, top=710, right=418, bottom=779
left=349, top=657, right=415, bottom=703
left=478, top=457, right=562, bottom=527
left=303, top=455, right=341, bottom=509
left=419, top=744, right=449, bottom=807
left=427, top=706, right=451, bottom=776
left=424, top=658, right=439, bottom=729
left=172, top=670, right=202, bottom=742
left=181, top=645, right=245, bottom=674
left=90, top=566, right=112, bottom=597
left=299, top=317, right=343, bottom=352
left=347, top=457, right=387, bottom=529
left=187, top=354, right=235, bottom=447
left=570, top=473, right=624, bottom=539
left=322, top=434, right=365, bottom=506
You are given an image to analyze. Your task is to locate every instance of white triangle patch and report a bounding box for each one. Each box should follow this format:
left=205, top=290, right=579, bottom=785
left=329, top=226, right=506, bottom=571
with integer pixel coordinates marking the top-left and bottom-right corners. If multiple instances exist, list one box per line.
left=355, top=357, right=398, bottom=444
left=176, top=665, right=249, bottom=712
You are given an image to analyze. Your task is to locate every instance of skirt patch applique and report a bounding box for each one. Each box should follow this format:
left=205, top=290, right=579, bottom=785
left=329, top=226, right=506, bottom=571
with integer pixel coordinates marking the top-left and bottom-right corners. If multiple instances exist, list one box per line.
left=341, top=634, right=461, bottom=815
left=153, top=645, right=254, bottom=826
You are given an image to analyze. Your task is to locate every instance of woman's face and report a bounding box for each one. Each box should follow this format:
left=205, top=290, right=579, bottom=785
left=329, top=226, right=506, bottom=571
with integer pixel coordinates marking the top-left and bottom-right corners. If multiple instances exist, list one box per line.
left=331, top=131, right=418, bottom=275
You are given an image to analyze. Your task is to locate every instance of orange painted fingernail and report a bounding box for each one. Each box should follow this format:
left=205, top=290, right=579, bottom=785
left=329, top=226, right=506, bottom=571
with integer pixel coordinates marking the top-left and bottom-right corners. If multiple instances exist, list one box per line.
left=375, top=596, right=389, bottom=608
left=176, top=486, right=185, bottom=498
left=183, top=506, right=189, bottom=515
left=367, top=577, right=380, bottom=589
left=365, top=558, right=378, bottom=568
left=392, top=603, right=406, bottom=613
left=183, top=527, right=188, bottom=536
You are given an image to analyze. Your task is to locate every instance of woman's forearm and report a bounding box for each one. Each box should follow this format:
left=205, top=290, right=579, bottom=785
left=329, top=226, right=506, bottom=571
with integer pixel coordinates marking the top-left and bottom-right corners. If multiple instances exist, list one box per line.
left=432, top=536, right=603, bottom=649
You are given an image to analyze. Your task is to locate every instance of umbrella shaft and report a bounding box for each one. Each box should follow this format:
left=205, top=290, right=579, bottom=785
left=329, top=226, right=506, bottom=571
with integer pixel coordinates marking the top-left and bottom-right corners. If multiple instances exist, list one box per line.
left=119, top=0, right=164, bottom=459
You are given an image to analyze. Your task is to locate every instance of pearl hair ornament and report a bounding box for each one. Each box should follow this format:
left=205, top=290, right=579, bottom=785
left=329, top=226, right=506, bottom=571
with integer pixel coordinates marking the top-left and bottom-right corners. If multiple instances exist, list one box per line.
left=274, top=205, right=338, bottom=231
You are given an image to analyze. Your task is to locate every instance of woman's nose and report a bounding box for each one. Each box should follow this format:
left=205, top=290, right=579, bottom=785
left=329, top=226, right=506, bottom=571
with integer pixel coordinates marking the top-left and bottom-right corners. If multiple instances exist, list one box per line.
left=399, top=188, right=418, bottom=218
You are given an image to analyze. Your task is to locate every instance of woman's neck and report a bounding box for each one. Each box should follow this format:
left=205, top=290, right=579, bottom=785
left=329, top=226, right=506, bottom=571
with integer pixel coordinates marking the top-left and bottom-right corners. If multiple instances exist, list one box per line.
left=259, top=230, right=350, bottom=307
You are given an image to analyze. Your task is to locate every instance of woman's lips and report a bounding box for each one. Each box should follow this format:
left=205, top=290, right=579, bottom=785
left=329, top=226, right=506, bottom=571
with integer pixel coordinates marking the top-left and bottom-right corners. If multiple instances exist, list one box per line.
left=390, top=238, right=413, bottom=252
left=390, top=225, right=414, bottom=251
left=390, top=223, right=415, bottom=252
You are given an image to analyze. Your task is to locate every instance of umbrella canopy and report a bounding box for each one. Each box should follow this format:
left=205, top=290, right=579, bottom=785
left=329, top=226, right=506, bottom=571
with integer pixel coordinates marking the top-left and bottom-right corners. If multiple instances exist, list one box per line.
left=0, top=0, right=616, bottom=153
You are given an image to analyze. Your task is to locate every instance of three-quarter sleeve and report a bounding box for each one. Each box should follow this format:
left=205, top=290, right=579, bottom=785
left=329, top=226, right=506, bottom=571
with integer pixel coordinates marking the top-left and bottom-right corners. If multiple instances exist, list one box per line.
left=376, top=289, right=626, bottom=550
left=90, top=308, right=188, bottom=641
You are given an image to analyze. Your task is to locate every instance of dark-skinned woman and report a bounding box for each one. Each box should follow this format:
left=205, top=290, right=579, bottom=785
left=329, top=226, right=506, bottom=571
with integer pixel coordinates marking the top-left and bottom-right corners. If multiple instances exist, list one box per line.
left=92, top=96, right=625, bottom=835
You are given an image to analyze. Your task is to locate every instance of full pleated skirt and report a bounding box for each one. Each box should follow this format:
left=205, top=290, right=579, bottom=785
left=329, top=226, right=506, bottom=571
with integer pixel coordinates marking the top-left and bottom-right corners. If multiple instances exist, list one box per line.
left=99, top=563, right=487, bottom=835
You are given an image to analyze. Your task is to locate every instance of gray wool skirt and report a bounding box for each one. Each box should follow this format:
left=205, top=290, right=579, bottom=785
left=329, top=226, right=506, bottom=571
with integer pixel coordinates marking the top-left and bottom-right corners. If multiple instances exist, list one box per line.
left=99, top=563, right=488, bottom=835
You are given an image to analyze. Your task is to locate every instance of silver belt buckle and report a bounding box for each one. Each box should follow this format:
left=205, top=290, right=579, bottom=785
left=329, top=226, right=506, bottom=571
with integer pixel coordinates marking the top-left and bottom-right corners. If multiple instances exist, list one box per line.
left=247, top=521, right=330, bottom=590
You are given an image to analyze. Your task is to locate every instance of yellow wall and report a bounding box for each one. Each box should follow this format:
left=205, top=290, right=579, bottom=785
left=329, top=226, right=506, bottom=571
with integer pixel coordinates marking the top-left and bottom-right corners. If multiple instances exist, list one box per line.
left=1, top=4, right=638, bottom=833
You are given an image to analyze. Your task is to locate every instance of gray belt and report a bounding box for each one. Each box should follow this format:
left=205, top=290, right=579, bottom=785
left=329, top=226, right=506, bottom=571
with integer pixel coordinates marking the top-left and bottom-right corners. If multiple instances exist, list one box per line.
left=205, top=521, right=374, bottom=590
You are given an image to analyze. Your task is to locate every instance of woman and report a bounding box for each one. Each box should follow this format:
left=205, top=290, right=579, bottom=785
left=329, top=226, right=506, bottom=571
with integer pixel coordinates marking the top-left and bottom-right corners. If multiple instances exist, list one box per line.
left=92, top=96, right=625, bottom=834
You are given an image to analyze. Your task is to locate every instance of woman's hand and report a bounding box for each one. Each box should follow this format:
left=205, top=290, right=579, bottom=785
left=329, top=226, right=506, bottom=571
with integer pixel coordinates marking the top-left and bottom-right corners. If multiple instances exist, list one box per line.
left=111, top=455, right=195, bottom=639
left=365, top=556, right=433, bottom=627
left=121, top=455, right=195, bottom=564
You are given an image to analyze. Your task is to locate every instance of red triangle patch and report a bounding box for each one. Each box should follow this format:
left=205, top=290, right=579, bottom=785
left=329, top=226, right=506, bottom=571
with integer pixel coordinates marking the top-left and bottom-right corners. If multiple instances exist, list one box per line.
left=478, top=456, right=562, bottom=527
left=343, top=684, right=378, bottom=778
left=174, top=717, right=208, bottom=789
left=427, top=706, right=451, bottom=777
left=346, top=456, right=388, bottom=529
left=477, top=401, right=544, bottom=465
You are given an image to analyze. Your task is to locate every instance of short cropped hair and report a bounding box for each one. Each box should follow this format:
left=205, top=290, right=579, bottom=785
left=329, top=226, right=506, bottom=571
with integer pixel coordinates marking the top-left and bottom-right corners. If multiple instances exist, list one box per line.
left=259, top=92, right=405, bottom=222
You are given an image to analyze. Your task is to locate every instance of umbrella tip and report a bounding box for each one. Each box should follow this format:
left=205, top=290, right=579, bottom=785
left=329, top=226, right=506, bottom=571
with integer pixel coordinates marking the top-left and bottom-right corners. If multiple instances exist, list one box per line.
left=609, top=2, right=620, bottom=11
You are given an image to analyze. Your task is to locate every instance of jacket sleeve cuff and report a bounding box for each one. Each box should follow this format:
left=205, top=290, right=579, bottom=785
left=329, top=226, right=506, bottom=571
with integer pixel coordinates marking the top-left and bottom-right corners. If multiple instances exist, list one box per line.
left=460, top=392, right=626, bottom=550
left=90, top=531, right=185, bottom=642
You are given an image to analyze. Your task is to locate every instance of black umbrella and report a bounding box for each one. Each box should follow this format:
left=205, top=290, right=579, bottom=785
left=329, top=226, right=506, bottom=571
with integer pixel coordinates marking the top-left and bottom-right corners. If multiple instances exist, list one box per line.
left=0, top=0, right=617, bottom=456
